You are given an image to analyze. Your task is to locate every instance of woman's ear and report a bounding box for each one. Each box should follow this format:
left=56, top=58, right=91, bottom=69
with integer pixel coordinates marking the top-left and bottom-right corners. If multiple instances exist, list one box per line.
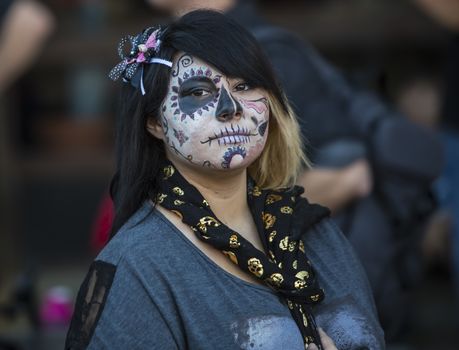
left=146, top=117, right=165, bottom=140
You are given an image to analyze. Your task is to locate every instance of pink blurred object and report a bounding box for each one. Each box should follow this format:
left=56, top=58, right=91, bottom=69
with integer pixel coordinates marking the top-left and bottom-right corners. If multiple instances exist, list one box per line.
left=90, top=194, right=114, bottom=254
left=40, top=286, right=74, bottom=326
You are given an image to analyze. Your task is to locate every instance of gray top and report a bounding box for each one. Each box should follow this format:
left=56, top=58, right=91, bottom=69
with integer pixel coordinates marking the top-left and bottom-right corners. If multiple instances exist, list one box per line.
left=87, top=203, right=385, bottom=349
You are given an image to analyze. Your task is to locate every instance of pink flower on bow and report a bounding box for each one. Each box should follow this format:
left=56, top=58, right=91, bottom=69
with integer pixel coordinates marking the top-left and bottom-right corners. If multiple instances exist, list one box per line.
left=136, top=30, right=159, bottom=63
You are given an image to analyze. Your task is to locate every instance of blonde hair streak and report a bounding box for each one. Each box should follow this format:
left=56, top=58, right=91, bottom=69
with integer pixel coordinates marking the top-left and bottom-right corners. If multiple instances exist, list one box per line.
left=249, top=92, right=309, bottom=189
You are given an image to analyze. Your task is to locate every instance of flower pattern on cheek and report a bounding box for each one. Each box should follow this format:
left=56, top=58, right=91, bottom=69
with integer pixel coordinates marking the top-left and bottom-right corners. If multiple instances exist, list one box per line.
left=173, top=128, right=189, bottom=146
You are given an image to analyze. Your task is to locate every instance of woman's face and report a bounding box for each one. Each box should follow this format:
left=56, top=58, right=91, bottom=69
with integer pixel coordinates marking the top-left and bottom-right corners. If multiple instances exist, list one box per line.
left=155, top=53, right=270, bottom=171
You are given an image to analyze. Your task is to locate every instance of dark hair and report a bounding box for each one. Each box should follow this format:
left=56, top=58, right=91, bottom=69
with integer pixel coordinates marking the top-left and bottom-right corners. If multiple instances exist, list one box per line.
left=110, top=10, right=287, bottom=236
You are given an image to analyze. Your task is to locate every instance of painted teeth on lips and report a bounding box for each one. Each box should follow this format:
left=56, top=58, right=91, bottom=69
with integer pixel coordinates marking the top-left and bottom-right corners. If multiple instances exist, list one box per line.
left=215, top=125, right=252, bottom=146
left=217, top=134, right=251, bottom=146
left=200, top=124, right=257, bottom=146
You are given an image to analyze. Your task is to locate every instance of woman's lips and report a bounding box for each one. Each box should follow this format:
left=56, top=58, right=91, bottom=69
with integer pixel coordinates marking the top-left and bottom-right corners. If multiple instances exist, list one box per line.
left=201, top=124, right=258, bottom=146
left=217, top=134, right=251, bottom=145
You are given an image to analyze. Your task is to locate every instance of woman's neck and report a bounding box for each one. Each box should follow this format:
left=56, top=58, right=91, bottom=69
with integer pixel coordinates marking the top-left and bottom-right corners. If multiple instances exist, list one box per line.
left=171, top=160, right=249, bottom=226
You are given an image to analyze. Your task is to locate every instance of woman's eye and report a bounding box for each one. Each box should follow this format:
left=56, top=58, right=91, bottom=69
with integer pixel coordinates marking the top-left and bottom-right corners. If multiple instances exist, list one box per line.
left=191, top=89, right=211, bottom=97
left=235, top=83, right=251, bottom=92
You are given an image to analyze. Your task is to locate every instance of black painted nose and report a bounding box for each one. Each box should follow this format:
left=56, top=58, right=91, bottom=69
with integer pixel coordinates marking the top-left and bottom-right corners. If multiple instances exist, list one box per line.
left=215, top=87, right=243, bottom=122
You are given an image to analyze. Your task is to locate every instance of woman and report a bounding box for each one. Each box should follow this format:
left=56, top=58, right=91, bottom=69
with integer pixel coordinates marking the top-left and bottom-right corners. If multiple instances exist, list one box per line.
left=65, top=10, right=384, bottom=350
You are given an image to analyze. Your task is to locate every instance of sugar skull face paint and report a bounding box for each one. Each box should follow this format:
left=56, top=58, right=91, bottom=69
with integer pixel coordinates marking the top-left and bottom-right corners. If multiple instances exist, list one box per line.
left=159, top=53, right=270, bottom=171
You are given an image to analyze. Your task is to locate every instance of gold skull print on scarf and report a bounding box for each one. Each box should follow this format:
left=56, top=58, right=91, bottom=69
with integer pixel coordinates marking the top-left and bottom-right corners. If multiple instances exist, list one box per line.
left=157, top=162, right=331, bottom=349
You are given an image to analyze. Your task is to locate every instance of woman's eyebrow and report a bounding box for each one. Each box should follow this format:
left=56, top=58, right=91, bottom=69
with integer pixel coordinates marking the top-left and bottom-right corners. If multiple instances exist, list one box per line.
left=180, top=76, right=214, bottom=85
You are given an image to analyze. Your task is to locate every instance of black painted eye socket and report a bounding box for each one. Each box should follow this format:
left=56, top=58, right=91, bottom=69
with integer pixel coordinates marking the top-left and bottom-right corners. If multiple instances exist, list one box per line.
left=190, top=88, right=212, bottom=98
left=178, top=76, right=217, bottom=115
left=179, top=77, right=217, bottom=97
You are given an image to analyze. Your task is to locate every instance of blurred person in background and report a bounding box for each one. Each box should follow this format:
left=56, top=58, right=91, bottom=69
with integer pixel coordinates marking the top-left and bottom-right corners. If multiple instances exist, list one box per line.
left=144, top=0, right=443, bottom=343
left=0, top=0, right=54, bottom=279
left=0, top=0, right=54, bottom=346
left=0, top=0, right=54, bottom=94
left=412, top=0, right=459, bottom=296
left=67, top=10, right=384, bottom=349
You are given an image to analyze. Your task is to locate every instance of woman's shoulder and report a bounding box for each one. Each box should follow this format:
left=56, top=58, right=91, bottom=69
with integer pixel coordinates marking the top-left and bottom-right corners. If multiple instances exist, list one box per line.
left=96, top=202, right=176, bottom=266
left=66, top=203, right=185, bottom=350
left=301, top=217, right=371, bottom=297
left=301, top=217, right=352, bottom=256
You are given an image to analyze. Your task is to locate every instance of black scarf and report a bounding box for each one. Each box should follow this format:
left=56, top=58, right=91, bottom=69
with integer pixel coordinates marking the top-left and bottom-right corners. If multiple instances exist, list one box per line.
left=157, top=162, right=330, bottom=349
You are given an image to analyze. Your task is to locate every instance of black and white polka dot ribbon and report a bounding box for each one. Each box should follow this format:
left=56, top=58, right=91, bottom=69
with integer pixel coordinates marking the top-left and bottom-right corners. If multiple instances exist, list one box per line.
left=108, top=28, right=172, bottom=95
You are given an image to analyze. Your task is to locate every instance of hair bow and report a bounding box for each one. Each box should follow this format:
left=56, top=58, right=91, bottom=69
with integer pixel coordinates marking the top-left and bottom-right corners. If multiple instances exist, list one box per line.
left=109, top=27, right=172, bottom=95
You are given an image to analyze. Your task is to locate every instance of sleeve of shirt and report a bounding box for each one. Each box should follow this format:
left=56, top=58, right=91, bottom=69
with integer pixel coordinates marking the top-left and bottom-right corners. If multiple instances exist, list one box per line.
left=65, top=255, right=182, bottom=350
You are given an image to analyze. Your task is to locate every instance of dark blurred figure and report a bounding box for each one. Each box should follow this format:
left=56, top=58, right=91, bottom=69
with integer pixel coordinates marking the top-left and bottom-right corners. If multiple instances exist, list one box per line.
left=0, top=1, right=54, bottom=347
left=413, top=0, right=459, bottom=296
left=90, top=0, right=442, bottom=343
left=0, top=0, right=55, bottom=274
left=0, top=0, right=54, bottom=93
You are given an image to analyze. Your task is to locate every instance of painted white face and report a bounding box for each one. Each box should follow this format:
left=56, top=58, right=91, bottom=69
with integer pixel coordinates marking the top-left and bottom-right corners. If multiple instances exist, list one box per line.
left=159, top=53, right=269, bottom=171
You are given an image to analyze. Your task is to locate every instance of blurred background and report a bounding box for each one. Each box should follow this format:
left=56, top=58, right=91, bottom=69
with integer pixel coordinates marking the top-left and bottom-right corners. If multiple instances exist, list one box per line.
left=0, top=0, right=458, bottom=349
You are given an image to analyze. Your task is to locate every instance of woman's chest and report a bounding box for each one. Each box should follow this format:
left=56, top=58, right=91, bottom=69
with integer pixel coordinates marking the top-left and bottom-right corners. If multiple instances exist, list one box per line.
left=158, top=205, right=269, bottom=288
left=150, top=234, right=304, bottom=348
left=169, top=280, right=306, bottom=350
left=149, top=211, right=382, bottom=349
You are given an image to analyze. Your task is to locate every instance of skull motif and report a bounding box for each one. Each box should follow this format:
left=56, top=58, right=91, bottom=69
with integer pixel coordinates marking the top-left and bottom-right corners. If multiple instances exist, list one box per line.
left=252, top=186, right=262, bottom=197
left=295, top=270, right=310, bottom=280
left=196, top=216, right=220, bottom=233
left=288, top=240, right=297, bottom=252
left=247, top=257, right=264, bottom=277
left=279, top=236, right=289, bottom=251
left=157, top=193, right=167, bottom=204
left=280, top=206, right=293, bottom=214
left=294, top=279, right=307, bottom=290
left=172, top=187, right=184, bottom=196
left=229, top=234, right=240, bottom=248
left=294, top=270, right=310, bottom=290
left=266, top=194, right=282, bottom=205
left=266, top=273, right=284, bottom=287
left=163, top=165, right=175, bottom=179
left=263, top=213, right=276, bottom=229
left=310, top=294, right=321, bottom=302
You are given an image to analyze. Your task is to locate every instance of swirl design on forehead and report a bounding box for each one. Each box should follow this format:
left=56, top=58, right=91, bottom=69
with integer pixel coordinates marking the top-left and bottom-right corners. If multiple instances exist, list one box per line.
left=172, top=54, right=194, bottom=77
